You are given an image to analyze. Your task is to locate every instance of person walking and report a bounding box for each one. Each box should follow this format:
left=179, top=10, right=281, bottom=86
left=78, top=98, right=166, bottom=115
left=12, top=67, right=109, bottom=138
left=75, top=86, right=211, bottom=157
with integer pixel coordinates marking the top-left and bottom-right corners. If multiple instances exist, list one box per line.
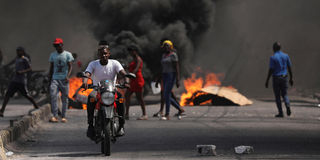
left=160, top=40, right=184, bottom=120
left=125, top=45, right=147, bottom=120
left=48, top=38, right=73, bottom=123
left=265, top=42, right=293, bottom=118
left=0, top=47, right=38, bottom=117
left=152, top=77, right=184, bottom=118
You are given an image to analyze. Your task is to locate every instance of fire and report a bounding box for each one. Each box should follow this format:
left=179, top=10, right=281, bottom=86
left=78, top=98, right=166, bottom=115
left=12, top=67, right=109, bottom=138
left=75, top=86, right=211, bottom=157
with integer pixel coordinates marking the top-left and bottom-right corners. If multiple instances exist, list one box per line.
left=179, top=71, right=224, bottom=106
left=68, top=77, right=92, bottom=110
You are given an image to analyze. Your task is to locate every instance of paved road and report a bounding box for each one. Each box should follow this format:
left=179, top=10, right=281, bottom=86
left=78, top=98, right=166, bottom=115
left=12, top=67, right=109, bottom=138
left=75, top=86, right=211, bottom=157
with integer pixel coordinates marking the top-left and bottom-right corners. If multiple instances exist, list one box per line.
left=0, top=98, right=37, bottom=130
left=7, top=97, right=320, bottom=160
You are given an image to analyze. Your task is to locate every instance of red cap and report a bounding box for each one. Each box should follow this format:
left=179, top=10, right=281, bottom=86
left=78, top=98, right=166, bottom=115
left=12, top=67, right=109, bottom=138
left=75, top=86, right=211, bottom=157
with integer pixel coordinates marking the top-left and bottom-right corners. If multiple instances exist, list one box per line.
left=53, top=38, right=63, bottom=44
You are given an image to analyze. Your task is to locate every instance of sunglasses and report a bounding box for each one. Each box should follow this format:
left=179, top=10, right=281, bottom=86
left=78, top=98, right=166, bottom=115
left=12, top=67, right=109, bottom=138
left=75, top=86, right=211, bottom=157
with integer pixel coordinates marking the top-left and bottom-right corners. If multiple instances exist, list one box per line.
left=53, top=44, right=63, bottom=47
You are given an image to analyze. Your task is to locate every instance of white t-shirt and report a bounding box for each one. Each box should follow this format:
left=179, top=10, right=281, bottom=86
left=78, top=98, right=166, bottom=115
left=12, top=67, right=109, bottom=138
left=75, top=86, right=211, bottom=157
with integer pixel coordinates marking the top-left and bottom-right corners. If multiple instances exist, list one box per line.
left=85, top=59, right=124, bottom=85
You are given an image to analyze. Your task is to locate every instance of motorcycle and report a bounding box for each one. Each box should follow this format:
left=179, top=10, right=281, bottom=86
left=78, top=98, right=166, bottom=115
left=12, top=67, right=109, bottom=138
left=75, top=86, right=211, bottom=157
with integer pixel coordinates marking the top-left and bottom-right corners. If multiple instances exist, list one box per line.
left=78, top=72, right=135, bottom=156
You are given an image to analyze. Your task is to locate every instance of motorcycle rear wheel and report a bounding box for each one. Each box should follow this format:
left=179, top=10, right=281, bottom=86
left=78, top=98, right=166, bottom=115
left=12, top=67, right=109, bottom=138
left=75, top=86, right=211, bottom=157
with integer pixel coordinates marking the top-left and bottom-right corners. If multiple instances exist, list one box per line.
left=101, top=119, right=111, bottom=156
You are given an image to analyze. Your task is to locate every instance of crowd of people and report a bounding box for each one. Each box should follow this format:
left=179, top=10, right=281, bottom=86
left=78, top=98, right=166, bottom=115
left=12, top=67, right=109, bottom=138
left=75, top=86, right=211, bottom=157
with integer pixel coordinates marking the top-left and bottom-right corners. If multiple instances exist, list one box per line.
left=0, top=38, right=294, bottom=139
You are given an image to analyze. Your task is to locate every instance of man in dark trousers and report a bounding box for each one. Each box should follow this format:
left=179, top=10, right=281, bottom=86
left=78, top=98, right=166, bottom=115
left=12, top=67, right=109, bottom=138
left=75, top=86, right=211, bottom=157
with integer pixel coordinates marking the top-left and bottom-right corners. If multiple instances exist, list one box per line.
left=265, top=42, right=293, bottom=118
left=0, top=47, right=38, bottom=117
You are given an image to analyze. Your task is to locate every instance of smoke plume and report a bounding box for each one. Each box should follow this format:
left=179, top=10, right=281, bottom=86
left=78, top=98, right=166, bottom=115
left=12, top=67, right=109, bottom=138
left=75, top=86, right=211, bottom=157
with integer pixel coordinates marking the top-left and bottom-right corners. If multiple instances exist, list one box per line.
left=0, top=0, right=97, bottom=70
left=196, top=0, right=320, bottom=97
left=79, top=0, right=216, bottom=78
left=2, top=0, right=320, bottom=97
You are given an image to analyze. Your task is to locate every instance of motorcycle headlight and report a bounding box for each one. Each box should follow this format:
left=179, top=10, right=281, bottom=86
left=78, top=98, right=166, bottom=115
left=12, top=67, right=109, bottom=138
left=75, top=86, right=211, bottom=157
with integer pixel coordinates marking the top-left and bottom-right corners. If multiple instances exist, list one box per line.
left=101, top=92, right=115, bottom=105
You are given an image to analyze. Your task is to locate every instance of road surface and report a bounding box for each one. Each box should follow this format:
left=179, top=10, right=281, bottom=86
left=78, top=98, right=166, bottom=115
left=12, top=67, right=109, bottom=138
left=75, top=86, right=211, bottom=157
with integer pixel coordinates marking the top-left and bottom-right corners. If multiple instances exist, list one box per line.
left=7, top=97, right=320, bottom=160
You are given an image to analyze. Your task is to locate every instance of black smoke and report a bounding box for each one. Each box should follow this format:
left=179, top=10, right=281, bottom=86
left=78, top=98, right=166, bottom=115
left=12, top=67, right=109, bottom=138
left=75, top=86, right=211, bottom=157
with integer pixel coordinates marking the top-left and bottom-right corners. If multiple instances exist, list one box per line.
left=196, top=0, right=320, bottom=97
left=79, top=0, right=215, bottom=78
left=0, top=0, right=97, bottom=70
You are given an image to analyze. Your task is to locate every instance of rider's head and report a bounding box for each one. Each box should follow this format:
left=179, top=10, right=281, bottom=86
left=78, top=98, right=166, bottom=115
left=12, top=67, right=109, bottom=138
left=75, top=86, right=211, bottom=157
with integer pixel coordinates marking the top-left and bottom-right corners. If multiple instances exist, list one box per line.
left=98, top=40, right=110, bottom=62
left=53, top=38, right=64, bottom=53
left=16, top=46, right=25, bottom=57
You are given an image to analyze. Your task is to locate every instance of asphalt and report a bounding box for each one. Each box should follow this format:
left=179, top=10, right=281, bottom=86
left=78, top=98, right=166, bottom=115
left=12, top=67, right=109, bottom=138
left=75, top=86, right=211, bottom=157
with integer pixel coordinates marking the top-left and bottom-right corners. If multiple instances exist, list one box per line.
left=0, top=97, right=51, bottom=160
left=2, top=95, right=320, bottom=160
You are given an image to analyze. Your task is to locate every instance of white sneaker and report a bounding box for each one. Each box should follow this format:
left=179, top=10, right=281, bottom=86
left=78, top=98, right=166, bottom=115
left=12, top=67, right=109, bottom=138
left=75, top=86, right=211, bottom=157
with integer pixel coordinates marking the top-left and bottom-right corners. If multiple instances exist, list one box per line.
left=137, top=115, right=148, bottom=120
left=160, top=116, right=167, bottom=120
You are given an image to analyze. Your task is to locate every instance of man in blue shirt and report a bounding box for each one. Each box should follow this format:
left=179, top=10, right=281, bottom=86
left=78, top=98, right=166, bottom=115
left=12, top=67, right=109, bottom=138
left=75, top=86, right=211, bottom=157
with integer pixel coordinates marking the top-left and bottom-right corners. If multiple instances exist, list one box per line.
left=49, top=38, right=73, bottom=123
left=265, top=42, right=293, bottom=118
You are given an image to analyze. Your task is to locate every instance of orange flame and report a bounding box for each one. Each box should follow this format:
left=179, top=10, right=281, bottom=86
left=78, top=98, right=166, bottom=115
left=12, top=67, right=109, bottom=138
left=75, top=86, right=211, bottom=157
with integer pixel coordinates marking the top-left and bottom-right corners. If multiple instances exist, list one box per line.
left=68, top=77, right=92, bottom=110
left=179, top=70, right=225, bottom=106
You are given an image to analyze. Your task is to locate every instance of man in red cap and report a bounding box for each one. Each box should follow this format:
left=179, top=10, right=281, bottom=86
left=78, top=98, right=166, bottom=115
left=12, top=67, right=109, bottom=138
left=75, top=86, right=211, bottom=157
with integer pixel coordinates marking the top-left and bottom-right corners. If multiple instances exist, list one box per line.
left=49, top=38, right=73, bottom=123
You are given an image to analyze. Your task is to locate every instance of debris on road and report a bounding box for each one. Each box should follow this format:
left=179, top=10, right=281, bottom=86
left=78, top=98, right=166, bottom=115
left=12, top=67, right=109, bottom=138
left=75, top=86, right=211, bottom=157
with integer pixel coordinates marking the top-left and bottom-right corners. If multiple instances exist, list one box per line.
left=196, top=145, right=217, bottom=156
left=6, top=151, right=13, bottom=157
left=234, top=145, right=254, bottom=154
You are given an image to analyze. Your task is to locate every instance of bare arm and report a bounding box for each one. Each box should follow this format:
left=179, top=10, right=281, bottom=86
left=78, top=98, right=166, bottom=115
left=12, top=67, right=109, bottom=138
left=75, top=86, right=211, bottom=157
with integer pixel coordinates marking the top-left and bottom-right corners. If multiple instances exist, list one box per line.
left=265, top=68, right=273, bottom=88
left=174, top=61, right=180, bottom=88
left=17, top=67, right=32, bottom=74
left=83, top=72, right=92, bottom=89
left=5, top=58, right=15, bottom=67
left=49, top=62, right=54, bottom=80
left=118, top=69, right=130, bottom=88
left=67, top=62, right=72, bottom=80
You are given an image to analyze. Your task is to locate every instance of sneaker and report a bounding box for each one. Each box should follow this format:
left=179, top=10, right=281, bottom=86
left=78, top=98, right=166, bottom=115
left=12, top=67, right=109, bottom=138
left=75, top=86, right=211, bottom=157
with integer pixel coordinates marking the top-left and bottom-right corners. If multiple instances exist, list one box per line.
left=87, top=125, right=95, bottom=140
left=160, top=116, right=167, bottom=120
left=160, top=115, right=170, bottom=120
left=117, top=127, right=125, bottom=137
left=275, top=114, right=284, bottom=118
left=137, top=115, right=148, bottom=120
left=61, top=118, right=68, bottom=123
left=286, top=108, right=291, bottom=116
left=49, top=117, right=59, bottom=123
left=179, top=108, right=185, bottom=114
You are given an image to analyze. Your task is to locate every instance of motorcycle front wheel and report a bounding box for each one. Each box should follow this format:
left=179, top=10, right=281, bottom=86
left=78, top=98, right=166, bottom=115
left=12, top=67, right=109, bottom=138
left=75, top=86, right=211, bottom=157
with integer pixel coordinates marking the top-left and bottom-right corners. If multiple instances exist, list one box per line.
left=101, top=118, right=111, bottom=156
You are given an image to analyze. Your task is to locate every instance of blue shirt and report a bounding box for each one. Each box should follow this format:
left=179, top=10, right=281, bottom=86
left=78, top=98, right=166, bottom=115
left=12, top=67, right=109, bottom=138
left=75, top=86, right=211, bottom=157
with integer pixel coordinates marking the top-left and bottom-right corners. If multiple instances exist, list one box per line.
left=269, top=51, right=292, bottom=76
left=49, top=50, right=74, bottom=80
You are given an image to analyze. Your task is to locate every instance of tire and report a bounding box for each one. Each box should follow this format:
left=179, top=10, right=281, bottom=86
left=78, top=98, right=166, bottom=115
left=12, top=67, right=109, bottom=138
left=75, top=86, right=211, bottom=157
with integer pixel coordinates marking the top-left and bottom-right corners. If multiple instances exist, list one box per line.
left=101, top=118, right=111, bottom=156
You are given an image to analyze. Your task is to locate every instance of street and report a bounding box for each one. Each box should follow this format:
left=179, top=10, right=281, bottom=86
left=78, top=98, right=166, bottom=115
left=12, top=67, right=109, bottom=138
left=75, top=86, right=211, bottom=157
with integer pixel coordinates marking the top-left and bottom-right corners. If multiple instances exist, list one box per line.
left=7, top=97, right=320, bottom=160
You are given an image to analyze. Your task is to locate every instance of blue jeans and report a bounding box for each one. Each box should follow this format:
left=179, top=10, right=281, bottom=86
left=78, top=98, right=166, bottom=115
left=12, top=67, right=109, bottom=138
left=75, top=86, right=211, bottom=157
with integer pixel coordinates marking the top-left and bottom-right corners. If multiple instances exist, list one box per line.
left=50, top=79, right=69, bottom=118
left=272, top=76, right=290, bottom=114
left=162, top=72, right=182, bottom=115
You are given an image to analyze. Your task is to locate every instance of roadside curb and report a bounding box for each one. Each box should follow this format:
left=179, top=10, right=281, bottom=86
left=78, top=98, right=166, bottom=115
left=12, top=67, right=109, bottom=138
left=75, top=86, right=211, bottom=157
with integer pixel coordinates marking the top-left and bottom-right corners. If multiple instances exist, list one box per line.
left=0, top=104, right=51, bottom=160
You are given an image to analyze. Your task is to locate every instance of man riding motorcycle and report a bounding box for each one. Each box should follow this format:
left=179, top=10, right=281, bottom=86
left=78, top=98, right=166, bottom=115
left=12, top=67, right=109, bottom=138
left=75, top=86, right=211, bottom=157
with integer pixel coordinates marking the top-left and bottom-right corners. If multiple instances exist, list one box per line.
left=83, top=40, right=129, bottom=139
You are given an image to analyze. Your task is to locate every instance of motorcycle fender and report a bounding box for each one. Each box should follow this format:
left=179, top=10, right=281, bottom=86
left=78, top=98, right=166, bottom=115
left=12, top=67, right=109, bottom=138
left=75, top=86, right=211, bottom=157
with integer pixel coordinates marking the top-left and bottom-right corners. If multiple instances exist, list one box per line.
left=104, top=106, right=114, bottom=118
